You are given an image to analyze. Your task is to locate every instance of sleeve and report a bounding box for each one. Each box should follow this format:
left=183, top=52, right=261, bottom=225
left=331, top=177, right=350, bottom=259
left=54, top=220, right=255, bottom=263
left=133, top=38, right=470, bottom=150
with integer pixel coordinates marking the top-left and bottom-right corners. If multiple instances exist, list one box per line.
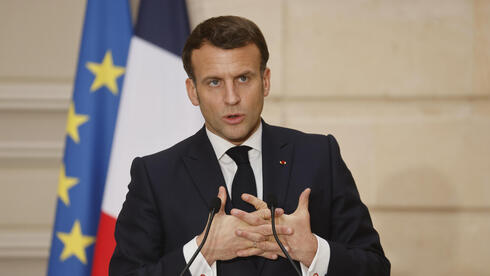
left=183, top=236, right=217, bottom=275
left=109, top=157, right=190, bottom=276
left=300, top=234, right=330, bottom=276
left=324, top=135, right=391, bottom=276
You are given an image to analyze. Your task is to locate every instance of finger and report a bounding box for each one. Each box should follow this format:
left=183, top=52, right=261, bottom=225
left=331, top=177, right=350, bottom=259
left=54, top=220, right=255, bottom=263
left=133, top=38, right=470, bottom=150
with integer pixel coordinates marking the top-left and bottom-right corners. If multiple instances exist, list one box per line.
left=259, top=252, right=278, bottom=260
left=236, top=247, right=263, bottom=258
left=275, top=208, right=285, bottom=217
left=235, top=229, right=267, bottom=242
left=295, top=188, right=311, bottom=212
left=254, top=208, right=272, bottom=221
left=239, top=224, right=293, bottom=237
left=268, top=224, right=294, bottom=236
left=217, top=186, right=227, bottom=213
left=231, top=208, right=265, bottom=226
left=236, top=241, right=288, bottom=258
left=255, top=208, right=284, bottom=220
left=257, top=240, right=290, bottom=255
left=241, top=193, right=268, bottom=210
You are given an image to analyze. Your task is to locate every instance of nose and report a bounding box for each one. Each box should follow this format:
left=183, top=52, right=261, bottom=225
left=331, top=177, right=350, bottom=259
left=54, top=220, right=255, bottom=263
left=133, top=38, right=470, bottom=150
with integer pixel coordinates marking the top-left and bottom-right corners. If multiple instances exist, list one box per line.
left=224, top=81, right=240, bottom=105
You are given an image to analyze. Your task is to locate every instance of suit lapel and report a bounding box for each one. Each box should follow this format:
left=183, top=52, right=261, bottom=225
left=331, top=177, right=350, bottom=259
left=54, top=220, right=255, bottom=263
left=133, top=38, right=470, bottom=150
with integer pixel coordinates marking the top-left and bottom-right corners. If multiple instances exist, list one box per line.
left=182, top=126, right=233, bottom=212
left=262, top=121, right=294, bottom=209
left=258, top=122, right=295, bottom=275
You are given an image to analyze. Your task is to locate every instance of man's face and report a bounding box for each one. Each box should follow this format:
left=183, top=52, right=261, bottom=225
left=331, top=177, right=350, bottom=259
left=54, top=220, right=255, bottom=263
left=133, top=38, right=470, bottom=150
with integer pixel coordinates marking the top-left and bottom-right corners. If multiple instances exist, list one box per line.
left=186, top=43, right=270, bottom=145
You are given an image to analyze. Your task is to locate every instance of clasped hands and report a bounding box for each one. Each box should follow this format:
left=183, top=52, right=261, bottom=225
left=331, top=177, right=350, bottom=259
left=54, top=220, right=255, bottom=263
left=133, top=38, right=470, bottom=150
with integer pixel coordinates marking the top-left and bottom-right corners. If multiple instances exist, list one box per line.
left=197, top=186, right=317, bottom=267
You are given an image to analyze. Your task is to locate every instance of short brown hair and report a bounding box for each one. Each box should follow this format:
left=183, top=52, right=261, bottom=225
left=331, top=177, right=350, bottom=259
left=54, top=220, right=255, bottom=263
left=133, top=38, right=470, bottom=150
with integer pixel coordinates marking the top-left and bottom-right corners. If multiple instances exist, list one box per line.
left=182, top=16, right=269, bottom=80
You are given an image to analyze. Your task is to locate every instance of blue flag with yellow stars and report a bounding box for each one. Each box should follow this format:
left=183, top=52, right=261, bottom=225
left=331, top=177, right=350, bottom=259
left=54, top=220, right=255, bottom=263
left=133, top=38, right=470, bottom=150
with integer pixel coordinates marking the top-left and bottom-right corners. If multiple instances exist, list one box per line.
left=47, top=0, right=132, bottom=275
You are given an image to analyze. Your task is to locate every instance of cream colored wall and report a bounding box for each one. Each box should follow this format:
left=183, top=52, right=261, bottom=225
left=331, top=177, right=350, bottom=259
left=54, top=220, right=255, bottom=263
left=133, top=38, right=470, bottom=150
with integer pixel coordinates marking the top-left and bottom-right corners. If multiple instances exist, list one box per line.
left=0, top=0, right=488, bottom=275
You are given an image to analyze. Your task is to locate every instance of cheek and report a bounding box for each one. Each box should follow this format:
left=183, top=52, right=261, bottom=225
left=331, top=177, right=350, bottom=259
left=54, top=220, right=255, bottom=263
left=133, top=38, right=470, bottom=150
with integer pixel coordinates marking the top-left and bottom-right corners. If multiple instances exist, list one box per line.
left=249, top=91, right=265, bottom=110
left=241, top=85, right=263, bottom=103
left=199, top=97, right=221, bottom=116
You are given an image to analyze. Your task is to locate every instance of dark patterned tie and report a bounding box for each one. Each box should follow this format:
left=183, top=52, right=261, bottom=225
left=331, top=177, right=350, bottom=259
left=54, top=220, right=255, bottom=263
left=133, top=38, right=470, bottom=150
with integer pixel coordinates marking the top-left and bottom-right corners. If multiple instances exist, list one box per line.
left=227, top=146, right=257, bottom=212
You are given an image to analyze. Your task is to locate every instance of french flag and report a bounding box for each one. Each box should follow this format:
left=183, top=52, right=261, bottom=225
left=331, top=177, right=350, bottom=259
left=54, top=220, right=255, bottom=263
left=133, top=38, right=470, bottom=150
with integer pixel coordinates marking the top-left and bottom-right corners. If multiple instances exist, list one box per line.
left=91, top=1, right=202, bottom=275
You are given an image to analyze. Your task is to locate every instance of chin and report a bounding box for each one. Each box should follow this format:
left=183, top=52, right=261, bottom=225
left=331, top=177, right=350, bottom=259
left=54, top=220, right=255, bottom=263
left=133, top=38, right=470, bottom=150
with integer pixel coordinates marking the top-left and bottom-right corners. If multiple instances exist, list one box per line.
left=221, top=129, right=246, bottom=143
left=225, top=134, right=247, bottom=144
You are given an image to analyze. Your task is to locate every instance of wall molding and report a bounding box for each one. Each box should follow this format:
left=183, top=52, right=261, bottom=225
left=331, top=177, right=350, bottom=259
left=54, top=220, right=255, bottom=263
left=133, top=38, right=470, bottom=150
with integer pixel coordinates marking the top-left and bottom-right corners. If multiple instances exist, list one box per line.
left=0, top=142, right=62, bottom=162
left=2, top=83, right=487, bottom=112
left=0, top=230, right=50, bottom=258
left=0, top=83, right=70, bottom=111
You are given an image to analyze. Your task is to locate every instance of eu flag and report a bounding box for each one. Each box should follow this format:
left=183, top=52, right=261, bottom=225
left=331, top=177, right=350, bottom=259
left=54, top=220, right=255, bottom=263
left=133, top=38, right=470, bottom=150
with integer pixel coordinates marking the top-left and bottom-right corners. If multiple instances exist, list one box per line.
left=47, top=0, right=132, bottom=275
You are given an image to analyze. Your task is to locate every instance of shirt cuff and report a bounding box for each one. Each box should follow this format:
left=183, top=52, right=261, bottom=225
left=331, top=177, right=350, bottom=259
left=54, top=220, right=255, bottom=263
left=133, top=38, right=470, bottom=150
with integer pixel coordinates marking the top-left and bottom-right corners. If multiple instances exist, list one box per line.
left=300, top=234, right=330, bottom=276
left=183, top=236, right=217, bottom=276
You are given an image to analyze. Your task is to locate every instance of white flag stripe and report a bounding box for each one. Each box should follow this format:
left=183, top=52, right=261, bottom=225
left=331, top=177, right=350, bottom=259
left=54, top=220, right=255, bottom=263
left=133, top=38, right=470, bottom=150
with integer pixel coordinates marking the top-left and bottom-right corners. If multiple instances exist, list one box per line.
left=102, top=36, right=203, bottom=217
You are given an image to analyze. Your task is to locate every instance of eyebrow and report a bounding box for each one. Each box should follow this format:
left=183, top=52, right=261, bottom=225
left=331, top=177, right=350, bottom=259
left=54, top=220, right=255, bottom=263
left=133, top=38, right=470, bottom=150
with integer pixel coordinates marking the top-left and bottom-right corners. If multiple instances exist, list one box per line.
left=200, top=70, right=256, bottom=84
left=237, top=70, right=255, bottom=77
left=201, top=76, right=221, bottom=85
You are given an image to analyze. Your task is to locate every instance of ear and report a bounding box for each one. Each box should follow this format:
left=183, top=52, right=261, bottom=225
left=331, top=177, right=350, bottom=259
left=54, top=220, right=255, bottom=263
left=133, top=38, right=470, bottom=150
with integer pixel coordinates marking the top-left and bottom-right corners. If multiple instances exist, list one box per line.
left=262, top=67, right=271, bottom=97
left=186, top=78, right=200, bottom=106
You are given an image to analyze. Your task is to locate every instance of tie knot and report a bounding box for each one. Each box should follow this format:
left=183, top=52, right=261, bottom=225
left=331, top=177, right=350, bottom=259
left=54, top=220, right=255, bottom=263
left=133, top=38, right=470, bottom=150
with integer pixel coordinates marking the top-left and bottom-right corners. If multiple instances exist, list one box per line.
left=226, top=146, right=252, bottom=165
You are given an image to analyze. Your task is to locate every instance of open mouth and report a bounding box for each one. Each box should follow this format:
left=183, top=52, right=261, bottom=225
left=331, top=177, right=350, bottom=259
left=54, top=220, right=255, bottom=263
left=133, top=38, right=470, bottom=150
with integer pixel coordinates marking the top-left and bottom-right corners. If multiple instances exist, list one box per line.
left=224, top=114, right=244, bottom=124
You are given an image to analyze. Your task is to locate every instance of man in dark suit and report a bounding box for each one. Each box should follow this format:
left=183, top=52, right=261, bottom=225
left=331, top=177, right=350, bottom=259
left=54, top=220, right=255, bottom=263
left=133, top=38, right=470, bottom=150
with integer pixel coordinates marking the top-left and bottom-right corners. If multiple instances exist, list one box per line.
left=110, top=16, right=390, bottom=275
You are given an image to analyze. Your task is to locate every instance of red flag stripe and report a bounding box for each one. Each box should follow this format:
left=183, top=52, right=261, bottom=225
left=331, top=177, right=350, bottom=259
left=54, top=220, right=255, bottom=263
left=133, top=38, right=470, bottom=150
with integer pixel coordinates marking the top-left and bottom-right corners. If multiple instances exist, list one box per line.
left=91, top=212, right=117, bottom=276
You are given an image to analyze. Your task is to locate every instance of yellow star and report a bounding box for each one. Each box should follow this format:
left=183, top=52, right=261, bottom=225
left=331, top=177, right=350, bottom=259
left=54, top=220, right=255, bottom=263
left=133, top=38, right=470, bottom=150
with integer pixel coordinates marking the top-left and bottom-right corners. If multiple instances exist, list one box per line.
left=86, top=50, right=125, bottom=94
left=57, top=220, right=95, bottom=264
left=57, top=164, right=78, bottom=206
left=66, top=102, right=89, bottom=143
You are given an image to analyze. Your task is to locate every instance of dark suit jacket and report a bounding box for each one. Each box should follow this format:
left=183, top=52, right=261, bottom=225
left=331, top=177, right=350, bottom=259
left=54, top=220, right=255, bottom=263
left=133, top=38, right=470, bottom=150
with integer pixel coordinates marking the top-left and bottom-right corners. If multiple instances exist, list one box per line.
left=109, top=122, right=390, bottom=275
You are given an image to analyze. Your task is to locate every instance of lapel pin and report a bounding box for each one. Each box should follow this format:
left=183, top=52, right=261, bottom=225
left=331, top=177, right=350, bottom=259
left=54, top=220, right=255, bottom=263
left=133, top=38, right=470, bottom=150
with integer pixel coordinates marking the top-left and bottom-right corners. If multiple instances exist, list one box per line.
left=279, top=160, right=287, bottom=165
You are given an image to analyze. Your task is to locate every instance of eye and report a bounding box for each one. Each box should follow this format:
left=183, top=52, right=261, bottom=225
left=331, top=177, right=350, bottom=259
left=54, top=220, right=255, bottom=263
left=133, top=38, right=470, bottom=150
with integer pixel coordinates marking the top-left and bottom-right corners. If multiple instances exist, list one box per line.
left=238, top=75, right=248, bottom=83
left=208, top=79, right=220, bottom=87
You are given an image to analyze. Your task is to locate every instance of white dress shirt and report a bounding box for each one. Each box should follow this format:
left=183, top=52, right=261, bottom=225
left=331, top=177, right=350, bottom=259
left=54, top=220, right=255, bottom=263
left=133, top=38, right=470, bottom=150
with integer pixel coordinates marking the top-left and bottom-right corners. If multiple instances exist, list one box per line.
left=183, top=123, right=331, bottom=275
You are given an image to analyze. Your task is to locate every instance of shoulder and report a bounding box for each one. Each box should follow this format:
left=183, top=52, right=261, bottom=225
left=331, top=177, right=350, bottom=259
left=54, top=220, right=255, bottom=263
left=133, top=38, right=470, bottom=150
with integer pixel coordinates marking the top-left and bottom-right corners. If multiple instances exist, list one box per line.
left=264, top=123, right=344, bottom=164
left=265, top=123, right=339, bottom=148
left=136, top=128, right=204, bottom=167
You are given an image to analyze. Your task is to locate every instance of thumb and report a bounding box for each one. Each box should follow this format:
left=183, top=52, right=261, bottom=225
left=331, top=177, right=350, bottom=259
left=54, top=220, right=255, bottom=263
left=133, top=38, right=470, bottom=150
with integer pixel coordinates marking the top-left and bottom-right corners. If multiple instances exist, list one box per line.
left=217, top=186, right=227, bottom=213
left=295, top=188, right=311, bottom=213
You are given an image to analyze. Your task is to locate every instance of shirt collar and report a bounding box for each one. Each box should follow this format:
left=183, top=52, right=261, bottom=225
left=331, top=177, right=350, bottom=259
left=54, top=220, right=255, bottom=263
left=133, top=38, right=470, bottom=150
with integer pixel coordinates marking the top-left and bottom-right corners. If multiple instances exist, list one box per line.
left=206, top=122, right=262, bottom=160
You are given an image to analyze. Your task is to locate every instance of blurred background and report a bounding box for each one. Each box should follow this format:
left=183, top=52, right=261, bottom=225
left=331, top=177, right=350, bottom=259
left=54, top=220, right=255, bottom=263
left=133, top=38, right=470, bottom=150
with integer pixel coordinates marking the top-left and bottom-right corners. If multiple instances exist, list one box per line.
left=0, top=0, right=489, bottom=275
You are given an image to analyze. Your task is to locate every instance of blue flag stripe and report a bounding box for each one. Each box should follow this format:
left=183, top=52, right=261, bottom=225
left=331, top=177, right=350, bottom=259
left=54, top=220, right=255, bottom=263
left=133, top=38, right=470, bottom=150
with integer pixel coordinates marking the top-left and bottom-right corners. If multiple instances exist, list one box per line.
left=47, top=0, right=132, bottom=275
left=134, top=0, right=190, bottom=56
